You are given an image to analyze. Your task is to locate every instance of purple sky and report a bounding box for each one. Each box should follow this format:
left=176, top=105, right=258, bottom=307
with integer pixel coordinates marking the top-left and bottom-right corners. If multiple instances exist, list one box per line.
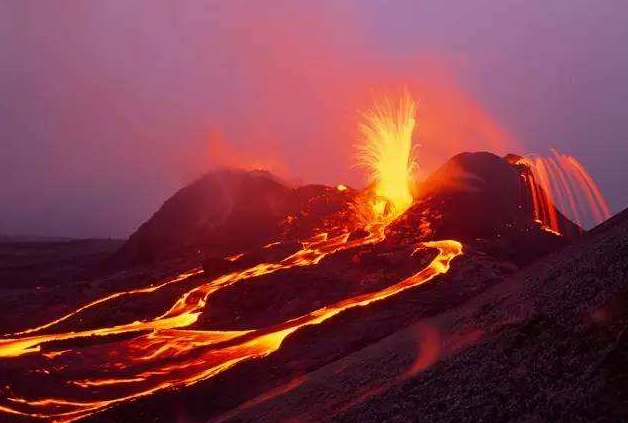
left=1, top=0, right=626, bottom=238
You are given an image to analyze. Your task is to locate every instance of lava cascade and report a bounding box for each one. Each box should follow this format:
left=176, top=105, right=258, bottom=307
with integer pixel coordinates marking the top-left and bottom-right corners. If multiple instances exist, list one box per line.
left=517, top=149, right=611, bottom=233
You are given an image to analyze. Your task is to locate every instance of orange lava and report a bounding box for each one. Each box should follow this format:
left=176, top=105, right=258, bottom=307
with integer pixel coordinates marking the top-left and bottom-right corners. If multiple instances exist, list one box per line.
left=518, top=149, right=611, bottom=232
left=0, top=226, right=462, bottom=422
left=355, top=91, right=418, bottom=221
left=0, top=91, right=465, bottom=423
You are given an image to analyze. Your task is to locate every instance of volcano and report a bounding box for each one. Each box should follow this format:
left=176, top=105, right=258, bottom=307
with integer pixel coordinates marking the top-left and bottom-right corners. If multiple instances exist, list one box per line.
left=110, top=169, right=362, bottom=267
left=114, top=152, right=578, bottom=269
left=2, top=146, right=623, bottom=423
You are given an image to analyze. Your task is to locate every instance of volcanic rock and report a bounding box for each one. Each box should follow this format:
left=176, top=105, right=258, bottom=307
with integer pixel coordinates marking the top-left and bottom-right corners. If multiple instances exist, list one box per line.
left=112, top=152, right=579, bottom=270
left=5, top=152, right=617, bottom=423
left=110, top=169, right=359, bottom=267
left=389, top=152, right=580, bottom=265
left=203, top=256, right=240, bottom=278
left=175, top=211, right=628, bottom=423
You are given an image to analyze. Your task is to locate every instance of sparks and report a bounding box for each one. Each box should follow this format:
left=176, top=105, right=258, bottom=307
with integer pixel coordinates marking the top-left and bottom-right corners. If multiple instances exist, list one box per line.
left=356, top=91, right=418, bottom=221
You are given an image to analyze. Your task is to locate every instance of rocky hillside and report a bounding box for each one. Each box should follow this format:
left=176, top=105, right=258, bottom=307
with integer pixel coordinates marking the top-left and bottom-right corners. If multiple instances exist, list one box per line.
left=112, top=152, right=578, bottom=268
left=212, top=207, right=628, bottom=423
left=78, top=153, right=596, bottom=423
left=111, top=169, right=358, bottom=266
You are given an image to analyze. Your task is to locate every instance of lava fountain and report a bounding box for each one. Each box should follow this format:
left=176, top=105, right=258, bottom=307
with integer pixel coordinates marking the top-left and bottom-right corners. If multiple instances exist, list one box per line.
left=0, top=89, right=465, bottom=422
left=356, top=91, right=418, bottom=221
left=518, top=148, right=611, bottom=232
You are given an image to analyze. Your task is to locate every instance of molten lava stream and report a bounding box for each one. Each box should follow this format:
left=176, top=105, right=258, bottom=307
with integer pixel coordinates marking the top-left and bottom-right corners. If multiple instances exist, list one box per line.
left=8, top=268, right=205, bottom=337
left=0, top=231, right=461, bottom=423
left=0, top=226, right=384, bottom=358
left=0, top=224, right=383, bottom=418
left=0, top=92, right=462, bottom=423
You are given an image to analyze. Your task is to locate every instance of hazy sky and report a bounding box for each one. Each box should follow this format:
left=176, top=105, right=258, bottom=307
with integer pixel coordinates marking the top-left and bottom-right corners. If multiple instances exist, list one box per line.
left=1, top=0, right=626, bottom=238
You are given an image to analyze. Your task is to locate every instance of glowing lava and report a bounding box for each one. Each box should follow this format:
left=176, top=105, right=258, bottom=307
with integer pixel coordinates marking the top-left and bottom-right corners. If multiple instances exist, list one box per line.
left=0, top=92, right=466, bottom=423
left=517, top=149, right=611, bottom=233
left=356, top=91, right=418, bottom=221
left=0, top=225, right=461, bottom=422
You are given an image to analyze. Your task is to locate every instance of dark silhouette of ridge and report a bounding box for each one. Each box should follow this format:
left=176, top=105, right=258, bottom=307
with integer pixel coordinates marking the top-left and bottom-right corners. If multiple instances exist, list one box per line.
left=111, top=152, right=579, bottom=269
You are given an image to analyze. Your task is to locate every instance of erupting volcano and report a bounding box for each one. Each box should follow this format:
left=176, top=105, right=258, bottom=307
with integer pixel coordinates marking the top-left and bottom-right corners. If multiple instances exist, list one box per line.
left=0, top=93, right=460, bottom=422
left=0, top=92, right=622, bottom=423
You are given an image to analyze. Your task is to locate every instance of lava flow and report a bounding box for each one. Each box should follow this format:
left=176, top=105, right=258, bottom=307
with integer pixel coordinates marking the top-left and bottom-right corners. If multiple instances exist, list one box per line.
left=0, top=93, right=464, bottom=423
left=517, top=149, right=611, bottom=233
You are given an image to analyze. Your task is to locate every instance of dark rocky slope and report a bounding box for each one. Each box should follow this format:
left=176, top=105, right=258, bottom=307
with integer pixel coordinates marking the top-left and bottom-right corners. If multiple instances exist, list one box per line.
left=390, top=152, right=580, bottom=264
left=112, top=152, right=578, bottom=269
left=110, top=169, right=361, bottom=267
left=216, top=207, right=628, bottom=423
left=80, top=153, right=594, bottom=423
